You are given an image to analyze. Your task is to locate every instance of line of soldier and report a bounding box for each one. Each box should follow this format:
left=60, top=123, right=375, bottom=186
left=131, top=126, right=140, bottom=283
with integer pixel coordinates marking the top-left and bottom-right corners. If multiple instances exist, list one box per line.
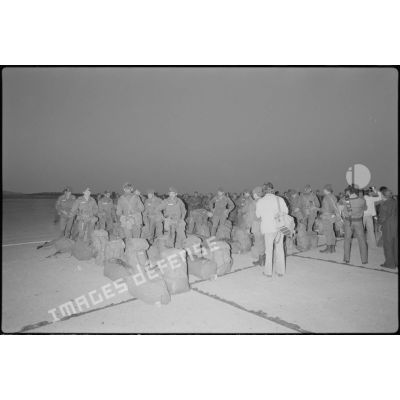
left=55, top=181, right=398, bottom=271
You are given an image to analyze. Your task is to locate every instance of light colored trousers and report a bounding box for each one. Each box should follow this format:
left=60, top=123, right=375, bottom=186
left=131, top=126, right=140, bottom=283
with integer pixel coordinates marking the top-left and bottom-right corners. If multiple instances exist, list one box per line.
left=363, top=215, right=377, bottom=248
left=264, top=231, right=285, bottom=276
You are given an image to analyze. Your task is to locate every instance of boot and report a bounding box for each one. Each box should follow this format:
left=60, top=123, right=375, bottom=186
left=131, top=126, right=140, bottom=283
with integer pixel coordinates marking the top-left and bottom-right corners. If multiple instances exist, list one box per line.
left=320, top=245, right=330, bottom=253
left=261, top=254, right=266, bottom=266
left=253, top=255, right=262, bottom=266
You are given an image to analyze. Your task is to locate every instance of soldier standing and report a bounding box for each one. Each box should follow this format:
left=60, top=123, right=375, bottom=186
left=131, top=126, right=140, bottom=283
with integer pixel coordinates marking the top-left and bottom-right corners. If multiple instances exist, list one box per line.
left=319, top=184, right=341, bottom=253
left=377, top=189, right=398, bottom=269
left=157, top=187, right=187, bottom=248
left=209, top=188, right=235, bottom=236
left=298, top=184, right=320, bottom=232
left=143, top=189, right=163, bottom=243
left=70, top=187, right=98, bottom=243
left=341, top=187, right=368, bottom=264
left=116, top=183, right=144, bottom=240
left=55, top=187, right=76, bottom=238
left=98, top=190, right=115, bottom=232
left=187, top=191, right=204, bottom=234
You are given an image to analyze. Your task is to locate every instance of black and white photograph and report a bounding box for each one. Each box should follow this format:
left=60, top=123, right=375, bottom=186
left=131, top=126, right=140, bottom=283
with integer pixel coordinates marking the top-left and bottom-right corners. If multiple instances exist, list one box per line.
left=1, top=1, right=399, bottom=399
left=2, top=66, right=398, bottom=334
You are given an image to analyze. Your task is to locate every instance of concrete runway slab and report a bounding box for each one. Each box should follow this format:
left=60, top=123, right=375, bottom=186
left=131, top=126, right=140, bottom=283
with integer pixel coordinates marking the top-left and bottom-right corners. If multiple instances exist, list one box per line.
left=2, top=199, right=398, bottom=333
left=2, top=239, right=397, bottom=333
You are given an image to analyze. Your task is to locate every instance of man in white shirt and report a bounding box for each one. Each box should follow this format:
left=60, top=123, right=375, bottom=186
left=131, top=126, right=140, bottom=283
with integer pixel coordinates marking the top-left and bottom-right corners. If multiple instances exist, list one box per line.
left=256, top=182, right=289, bottom=277
left=363, top=188, right=380, bottom=248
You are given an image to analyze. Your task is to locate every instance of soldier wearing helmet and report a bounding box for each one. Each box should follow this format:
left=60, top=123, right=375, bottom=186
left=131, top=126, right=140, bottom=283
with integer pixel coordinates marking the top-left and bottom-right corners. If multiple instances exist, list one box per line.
left=98, top=190, right=115, bottom=232
left=157, top=187, right=186, bottom=248
left=209, top=188, right=235, bottom=236
left=298, top=184, right=320, bottom=232
left=116, top=183, right=144, bottom=240
left=70, top=187, right=98, bottom=243
left=143, top=189, right=163, bottom=243
left=55, top=186, right=76, bottom=237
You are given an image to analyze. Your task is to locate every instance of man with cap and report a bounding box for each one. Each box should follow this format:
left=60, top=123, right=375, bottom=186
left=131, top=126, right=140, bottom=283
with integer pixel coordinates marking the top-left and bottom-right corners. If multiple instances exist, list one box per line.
left=70, top=187, right=98, bottom=242
left=342, top=187, right=368, bottom=264
left=187, top=191, right=206, bottom=234
left=143, top=189, right=163, bottom=243
left=319, top=184, right=341, bottom=253
left=116, top=183, right=144, bottom=240
left=157, top=187, right=187, bottom=248
left=55, top=187, right=76, bottom=237
left=249, top=186, right=266, bottom=266
left=377, top=188, right=398, bottom=269
left=209, top=188, right=235, bottom=236
left=298, top=184, right=320, bottom=232
left=98, top=190, right=115, bottom=232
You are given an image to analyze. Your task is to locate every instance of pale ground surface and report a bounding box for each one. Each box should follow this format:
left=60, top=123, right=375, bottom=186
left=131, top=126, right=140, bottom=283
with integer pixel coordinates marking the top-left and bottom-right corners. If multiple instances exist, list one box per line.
left=2, top=198, right=398, bottom=333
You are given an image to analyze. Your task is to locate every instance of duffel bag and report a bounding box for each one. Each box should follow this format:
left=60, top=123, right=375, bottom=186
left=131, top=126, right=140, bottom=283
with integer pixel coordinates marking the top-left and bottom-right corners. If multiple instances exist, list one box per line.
left=204, top=240, right=233, bottom=276
left=232, top=227, right=252, bottom=253
left=187, top=258, right=217, bottom=280
left=54, top=237, right=75, bottom=252
left=125, top=268, right=171, bottom=304
left=71, top=239, right=95, bottom=261
left=125, top=238, right=149, bottom=268
left=104, top=259, right=130, bottom=281
left=105, top=238, right=125, bottom=261
left=159, top=248, right=190, bottom=295
left=91, top=229, right=109, bottom=266
left=123, top=239, right=171, bottom=305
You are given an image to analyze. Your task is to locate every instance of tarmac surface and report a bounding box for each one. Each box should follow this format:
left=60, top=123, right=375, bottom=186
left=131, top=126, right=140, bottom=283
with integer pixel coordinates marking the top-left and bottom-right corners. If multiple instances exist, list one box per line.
left=2, top=198, right=398, bottom=333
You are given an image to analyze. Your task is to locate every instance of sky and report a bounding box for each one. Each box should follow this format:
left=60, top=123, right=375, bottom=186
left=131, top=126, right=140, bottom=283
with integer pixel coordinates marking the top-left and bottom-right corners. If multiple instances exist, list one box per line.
left=2, top=67, right=398, bottom=194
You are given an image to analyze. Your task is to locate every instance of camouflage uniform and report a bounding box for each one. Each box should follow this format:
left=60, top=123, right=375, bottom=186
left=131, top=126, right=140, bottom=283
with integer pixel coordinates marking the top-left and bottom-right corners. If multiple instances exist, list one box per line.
left=117, top=193, right=144, bottom=239
left=144, top=195, right=163, bottom=242
left=298, top=191, right=320, bottom=232
left=187, top=194, right=206, bottom=234
left=98, top=196, right=115, bottom=231
left=70, top=196, right=98, bottom=242
left=157, top=196, right=186, bottom=248
left=55, top=193, right=76, bottom=237
left=210, top=194, right=235, bottom=236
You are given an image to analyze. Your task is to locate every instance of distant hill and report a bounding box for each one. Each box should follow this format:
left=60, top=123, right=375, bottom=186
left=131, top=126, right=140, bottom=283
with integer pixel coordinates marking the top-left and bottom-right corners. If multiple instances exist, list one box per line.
left=3, top=191, right=102, bottom=199
left=3, top=191, right=62, bottom=199
left=3, top=191, right=28, bottom=198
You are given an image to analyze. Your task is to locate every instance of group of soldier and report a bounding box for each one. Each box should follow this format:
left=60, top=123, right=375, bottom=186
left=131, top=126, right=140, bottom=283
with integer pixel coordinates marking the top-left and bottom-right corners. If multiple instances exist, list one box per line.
left=55, top=180, right=398, bottom=273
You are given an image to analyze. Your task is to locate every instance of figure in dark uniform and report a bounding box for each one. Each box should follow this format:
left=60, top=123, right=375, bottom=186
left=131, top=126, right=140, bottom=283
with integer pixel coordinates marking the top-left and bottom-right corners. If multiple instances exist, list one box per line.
left=341, top=187, right=368, bottom=264
left=377, top=189, right=398, bottom=269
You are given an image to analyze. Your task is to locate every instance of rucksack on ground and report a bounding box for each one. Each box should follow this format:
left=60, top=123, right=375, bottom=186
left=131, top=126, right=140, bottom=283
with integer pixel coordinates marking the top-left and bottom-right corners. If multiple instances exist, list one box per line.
left=91, top=229, right=109, bottom=266
left=204, top=240, right=233, bottom=276
left=71, top=239, right=95, bottom=261
left=159, top=248, right=190, bottom=295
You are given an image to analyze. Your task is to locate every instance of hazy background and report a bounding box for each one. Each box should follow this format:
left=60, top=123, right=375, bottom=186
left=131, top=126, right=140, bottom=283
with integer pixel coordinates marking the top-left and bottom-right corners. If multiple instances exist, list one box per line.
left=3, top=67, right=398, bottom=194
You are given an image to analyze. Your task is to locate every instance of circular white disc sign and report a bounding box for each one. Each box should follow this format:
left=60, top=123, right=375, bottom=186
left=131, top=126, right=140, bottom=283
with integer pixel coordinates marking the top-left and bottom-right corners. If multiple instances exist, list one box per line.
left=345, top=163, right=371, bottom=189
